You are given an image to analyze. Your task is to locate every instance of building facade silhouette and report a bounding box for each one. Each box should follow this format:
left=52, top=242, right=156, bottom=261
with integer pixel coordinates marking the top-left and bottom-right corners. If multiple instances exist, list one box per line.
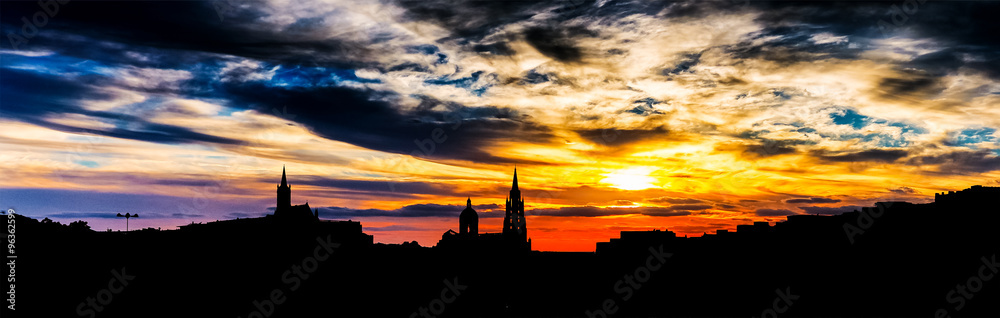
left=503, top=168, right=528, bottom=244
left=438, top=169, right=531, bottom=251
left=460, top=197, right=478, bottom=235
left=273, top=166, right=319, bottom=221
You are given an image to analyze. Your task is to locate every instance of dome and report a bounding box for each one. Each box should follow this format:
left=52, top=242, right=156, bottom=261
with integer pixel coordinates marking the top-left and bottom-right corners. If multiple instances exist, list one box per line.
left=460, top=198, right=477, bottom=221
left=459, top=197, right=478, bottom=235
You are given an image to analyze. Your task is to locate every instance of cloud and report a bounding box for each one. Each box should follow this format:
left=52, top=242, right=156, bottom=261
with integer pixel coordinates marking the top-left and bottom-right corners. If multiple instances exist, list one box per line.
left=220, top=82, right=558, bottom=163
left=318, top=203, right=503, bottom=219
left=905, top=149, right=1000, bottom=173
left=528, top=205, right=696, bottom=217
left=575, top=126, right=676, bottom=147
left=45, top=212, right=204, bottom=219
left=647, top=196, right=705, bottom=205
left=812, top=149, right=909, bottom=163
left=293, top=177, right=464, bottom=197
left=0, top=68, right=242, bottom=146
left=888, top=187, right=917, bottom=194
left=754, top=209, right=798, bottom=217
left=784, top=197, right=841, bottom=204
left=797, top=205, right=864, bottom=215
left=666, top=204, right=713, bottom=211
left=523, top=25, right=587, bottom=63
left=363, top=225, right=428, bottom=232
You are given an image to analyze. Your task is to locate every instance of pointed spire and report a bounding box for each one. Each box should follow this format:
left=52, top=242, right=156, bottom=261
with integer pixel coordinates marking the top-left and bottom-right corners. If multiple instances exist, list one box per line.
left=512, top=166, right=518, bottom=191
left=467, top=197, right=472, bottom=208
left=281, top=165, right=288, bottom=187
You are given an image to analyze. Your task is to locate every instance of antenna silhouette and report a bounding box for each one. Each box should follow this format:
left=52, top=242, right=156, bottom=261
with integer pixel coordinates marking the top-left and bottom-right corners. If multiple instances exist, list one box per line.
left=116, top=213, right=139, bottom=232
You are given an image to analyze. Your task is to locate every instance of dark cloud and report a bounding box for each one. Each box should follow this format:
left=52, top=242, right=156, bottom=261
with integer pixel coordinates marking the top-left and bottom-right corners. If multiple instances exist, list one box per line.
left=575, top=126, right=677, bottom=147
left=42, top=212, right=123, bottom=219
left=392, top=0, right=553, bottom=39
left=785, top=197, right=841, bottom=204
left=877, top=71, right=942, bottom=98
left=797, top=205, right=864, bottom=216
left=0, top=1, right=381, bottom=69
left=720, top=138, right=806, bottom=158
left=647, top=196, right=704, bottom=205
left=523, top=25, right=588, bottom=63
left=666, top=204, right=713, bottom=211
left=812, top=149, right=909, bottom=163
left=473, top=42, right=516, bottom=56
left=318, top=203, right=503, bottom=219
left=292, top=177, right=468, bottom=198
left=0, top=68, right=242, bottom=146
left=754, top=208, right=797, bottom=217
left=888, top=187, right=917, bottom=194
left=219, top=82, right=557, bottom=164
left=363, top=225, right=428, bottom=232
left=45, top=212, right=203, bottom=219
left=733, top=1, right=1000, bottom=80
left=905, top=149, right=1000, bottom=174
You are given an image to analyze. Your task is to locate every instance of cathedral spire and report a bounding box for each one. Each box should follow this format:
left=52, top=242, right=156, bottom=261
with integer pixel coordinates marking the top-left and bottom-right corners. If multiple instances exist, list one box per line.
left=277, top=166, right=291, bottom=210
left=281, top=165, right=288, bottom=187
left=467, top=197, right=472, bottom=208
left=512, top=166, right=518, bottom=191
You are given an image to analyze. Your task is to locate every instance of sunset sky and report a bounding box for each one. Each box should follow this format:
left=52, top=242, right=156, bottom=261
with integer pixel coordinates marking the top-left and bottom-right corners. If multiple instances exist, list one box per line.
left=2, top=0, right=999, bottom=251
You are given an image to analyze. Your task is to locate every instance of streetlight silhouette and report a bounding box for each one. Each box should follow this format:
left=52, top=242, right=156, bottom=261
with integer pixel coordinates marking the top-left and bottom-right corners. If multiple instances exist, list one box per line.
left=116, top=213, right=138, bottom=232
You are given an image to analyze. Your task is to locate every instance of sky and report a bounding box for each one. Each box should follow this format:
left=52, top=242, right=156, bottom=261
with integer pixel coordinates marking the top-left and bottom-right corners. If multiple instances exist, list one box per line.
left=2, top=0, right=999, bottom=251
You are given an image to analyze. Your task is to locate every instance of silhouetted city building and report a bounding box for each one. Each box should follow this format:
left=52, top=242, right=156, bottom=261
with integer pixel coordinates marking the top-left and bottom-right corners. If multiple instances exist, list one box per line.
left=438, top=169, right=531, bottom=251
left=272, top=166, right=319, bottom=222
left=460, top=197, right=478, bottom=235
left=934, top=184, right=1000, bottom=203
left=503, top=168, right=529, bottom=249
left=174, top=167, right=373, bottom=246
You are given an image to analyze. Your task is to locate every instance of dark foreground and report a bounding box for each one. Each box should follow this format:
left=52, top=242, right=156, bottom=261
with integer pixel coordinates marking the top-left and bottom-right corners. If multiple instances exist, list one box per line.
left=7, top=188, right=1000, bottom=318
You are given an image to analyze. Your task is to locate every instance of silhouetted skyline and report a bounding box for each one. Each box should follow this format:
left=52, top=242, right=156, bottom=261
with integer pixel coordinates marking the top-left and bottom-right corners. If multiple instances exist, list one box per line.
left=3, top=0, right=1000, bottom=316
left=6, top=181, right=999, bottom=317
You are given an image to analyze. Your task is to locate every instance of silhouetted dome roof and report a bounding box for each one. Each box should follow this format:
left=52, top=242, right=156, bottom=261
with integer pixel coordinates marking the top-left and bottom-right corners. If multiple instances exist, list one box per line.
left=460, top=206, right=477, bottom=219
left=460, top=198, right=477, bottom=220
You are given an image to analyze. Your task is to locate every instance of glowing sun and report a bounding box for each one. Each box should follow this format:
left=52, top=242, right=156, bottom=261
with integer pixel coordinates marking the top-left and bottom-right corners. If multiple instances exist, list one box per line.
left=601, top=167, right=658, bottom=191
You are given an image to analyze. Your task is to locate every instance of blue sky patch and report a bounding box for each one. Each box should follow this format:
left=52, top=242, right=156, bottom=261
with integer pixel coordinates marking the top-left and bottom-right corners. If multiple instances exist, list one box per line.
left=830, top=108, right=869, bottom=129
left=952, top=127, right=997, bottom=147
left=74, top=160, right=100, bottom=168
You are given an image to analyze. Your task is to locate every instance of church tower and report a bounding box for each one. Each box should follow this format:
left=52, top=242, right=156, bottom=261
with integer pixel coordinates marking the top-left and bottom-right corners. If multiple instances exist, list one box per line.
left=277, top=166, right=291, bottom=210
left=460, top=197, right=478, bottom=235
left=503, top=168, right=527, bottom=245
